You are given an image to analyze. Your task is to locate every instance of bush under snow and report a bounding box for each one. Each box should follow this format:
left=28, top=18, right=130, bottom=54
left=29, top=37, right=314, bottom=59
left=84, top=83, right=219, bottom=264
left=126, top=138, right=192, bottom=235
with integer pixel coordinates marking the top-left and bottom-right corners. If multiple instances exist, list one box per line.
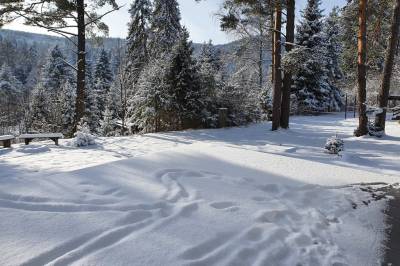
left=325, top=135, right=344, bottom=154
left=70, top=120, right=96, bottom=147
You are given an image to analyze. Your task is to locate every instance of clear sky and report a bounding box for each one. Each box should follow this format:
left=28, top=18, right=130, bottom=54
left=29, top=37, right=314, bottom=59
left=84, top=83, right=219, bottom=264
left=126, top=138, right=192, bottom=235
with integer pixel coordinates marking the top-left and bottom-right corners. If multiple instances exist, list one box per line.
left=3, top=0, right=347, bottom=45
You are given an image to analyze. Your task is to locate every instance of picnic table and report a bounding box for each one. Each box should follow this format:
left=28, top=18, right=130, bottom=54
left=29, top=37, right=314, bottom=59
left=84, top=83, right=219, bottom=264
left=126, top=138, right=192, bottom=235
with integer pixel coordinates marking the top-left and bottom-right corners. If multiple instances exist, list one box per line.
left=19, top=133, right=64, bottom=146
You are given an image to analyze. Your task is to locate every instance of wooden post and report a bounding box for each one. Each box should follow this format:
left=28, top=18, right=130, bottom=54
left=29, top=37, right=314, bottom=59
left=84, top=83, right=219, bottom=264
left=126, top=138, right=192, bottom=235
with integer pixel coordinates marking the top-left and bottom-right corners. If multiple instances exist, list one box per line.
left=354, top=96, right=357, bottom=118
left=345, top=94, right=348, bottom=120
left=218, top=108, right=228, bottom=128
left=3, top=139, right=11, bottom=148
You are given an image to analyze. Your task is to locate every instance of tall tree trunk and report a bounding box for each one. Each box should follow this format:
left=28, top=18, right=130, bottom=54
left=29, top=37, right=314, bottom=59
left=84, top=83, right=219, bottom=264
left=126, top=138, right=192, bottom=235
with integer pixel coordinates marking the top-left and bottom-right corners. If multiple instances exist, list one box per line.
left=259, top=22, right=264, bottom=89
left=75, top=0, right=86, bottom=130
left=374, top=0, right=400, bottom=131
left=355, top=0, right=369, bottom=137
left=280, top=0, right=295, bottom=129
left=269, top=0, right=275, bottom=83
left=271, top=1, right=282, bottom=131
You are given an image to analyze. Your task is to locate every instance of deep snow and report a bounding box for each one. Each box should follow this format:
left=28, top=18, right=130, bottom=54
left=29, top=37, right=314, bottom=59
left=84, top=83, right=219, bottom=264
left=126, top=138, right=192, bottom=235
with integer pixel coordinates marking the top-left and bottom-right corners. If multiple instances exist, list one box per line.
left=0, top=114, right=399, bottom=266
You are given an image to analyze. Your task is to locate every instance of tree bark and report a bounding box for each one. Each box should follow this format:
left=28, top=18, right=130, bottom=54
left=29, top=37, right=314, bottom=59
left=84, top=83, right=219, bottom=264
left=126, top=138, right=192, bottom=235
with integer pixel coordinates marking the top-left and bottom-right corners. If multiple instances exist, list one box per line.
left=355, top=0, right=369, bottom=137
left=75, top=0, right=86, bottom=129
left=271, top=1, right=282, bottom=131
left=280, top=0, right=295, bottom=129
left=374, top=0, right=400, bottom=131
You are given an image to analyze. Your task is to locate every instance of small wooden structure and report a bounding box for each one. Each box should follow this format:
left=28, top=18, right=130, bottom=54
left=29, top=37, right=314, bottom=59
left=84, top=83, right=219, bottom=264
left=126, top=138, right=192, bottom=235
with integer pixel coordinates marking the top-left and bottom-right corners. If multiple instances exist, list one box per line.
left=0, top=135, right=15, bottom=148
left=19, top=133, right=64, bottom=146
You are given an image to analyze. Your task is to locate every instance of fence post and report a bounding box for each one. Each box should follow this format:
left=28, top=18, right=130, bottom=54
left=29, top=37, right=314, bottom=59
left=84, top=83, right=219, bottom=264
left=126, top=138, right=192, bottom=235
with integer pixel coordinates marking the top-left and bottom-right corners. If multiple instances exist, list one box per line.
left=345, top=94, right=348, bottom=120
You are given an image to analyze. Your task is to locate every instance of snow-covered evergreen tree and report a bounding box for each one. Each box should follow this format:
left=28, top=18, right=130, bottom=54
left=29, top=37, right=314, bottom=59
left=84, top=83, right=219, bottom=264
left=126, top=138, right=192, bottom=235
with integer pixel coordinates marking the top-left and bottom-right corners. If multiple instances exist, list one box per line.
left=94, top=49, right=113, bottom=119
left=71, top=118, right=96, bottom=147
left=324, top=7, right=343, bottom=81
left=85, top=59, right=101, bottom=133
left=100, top=107, right=117, bottom=137
left=41, top=45, right=72, bottom=94
left=29, top=86, right=51, bottom=132
left=0, top=63, right=22, bottom=133
left=149, top=0, right=182, bottom=57
left=60, top=80, right=76, bottom=136
left=167, top=27, right=205, bottom=129
left=197, top=41, right=221, bottom=126
left=125, top=0, right=152, bottom=84
left=292, top=0, right=342, bottom=113
left=34, top=46, right=73, bottom=131
left=129, top=58, right=169, bottom=133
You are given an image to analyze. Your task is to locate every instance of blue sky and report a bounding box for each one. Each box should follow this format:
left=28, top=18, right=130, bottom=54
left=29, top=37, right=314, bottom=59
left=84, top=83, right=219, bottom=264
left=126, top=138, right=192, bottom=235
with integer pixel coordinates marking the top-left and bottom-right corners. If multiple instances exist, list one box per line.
left=4, top=0, right=347, bottom=44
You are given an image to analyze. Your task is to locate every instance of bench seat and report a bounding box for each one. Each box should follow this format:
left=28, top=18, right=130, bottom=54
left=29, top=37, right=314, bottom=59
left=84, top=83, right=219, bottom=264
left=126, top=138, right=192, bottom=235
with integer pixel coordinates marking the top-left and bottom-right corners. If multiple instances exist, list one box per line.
left=19, top=133, right=64, bottom=145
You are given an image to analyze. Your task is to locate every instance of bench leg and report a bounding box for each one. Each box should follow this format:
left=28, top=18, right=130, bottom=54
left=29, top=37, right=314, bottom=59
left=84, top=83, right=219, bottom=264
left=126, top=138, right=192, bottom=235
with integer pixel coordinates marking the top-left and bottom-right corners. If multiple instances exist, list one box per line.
left=50, top=138, right=59, bottom=146
left=25, top=139, right=31, bottom=145
left=4, top=139, right=11, bottom=148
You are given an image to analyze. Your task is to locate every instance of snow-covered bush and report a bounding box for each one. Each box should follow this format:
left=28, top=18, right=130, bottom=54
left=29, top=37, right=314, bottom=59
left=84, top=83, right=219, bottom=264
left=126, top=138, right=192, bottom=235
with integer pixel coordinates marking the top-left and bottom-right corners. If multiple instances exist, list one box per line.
left=71, top=119, right=96, bottom=147
left=324, top=135, right=344, bottom=154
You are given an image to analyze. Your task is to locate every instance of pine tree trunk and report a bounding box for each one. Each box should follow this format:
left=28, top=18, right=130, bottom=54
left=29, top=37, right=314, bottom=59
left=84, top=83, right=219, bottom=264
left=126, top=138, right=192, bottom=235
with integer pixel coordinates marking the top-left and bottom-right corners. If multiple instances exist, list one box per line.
left=280, top=0, right=295, bottom=129
left=259, top=22, right=264, bottom=89
left=271, top=1, right=282, bottom=131
left=269, top=0, right=275, bottom=84
left=374, top=0, right=400, bottom=131
left=75, top=0, right=86, bottom=130
left=355, top=0, right=369, bottom=137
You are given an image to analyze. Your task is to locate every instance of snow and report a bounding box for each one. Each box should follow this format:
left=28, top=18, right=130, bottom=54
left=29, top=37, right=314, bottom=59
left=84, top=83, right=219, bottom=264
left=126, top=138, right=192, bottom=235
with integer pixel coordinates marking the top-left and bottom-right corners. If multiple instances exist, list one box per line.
left=19, top=133, right=64, bottom=139
left=0, top=135, right=15, bottom=141
left=0, top=114, right=399, bottom=265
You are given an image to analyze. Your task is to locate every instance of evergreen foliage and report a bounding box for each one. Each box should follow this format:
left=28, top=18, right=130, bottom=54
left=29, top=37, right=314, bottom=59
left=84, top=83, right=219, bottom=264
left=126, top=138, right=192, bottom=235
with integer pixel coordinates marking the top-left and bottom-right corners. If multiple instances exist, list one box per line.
left=292, top=0, right=343, bottom=113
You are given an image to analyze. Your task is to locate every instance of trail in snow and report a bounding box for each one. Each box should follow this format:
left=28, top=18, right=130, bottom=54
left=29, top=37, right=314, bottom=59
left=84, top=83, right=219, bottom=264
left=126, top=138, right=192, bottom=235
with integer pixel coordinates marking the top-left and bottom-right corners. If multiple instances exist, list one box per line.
left=0, top=114, right=398, bottom=265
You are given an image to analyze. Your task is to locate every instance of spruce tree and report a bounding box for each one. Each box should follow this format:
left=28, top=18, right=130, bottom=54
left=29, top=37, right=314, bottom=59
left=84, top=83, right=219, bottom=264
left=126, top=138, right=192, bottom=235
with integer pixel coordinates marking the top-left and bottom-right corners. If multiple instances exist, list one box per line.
left=100, top=107, right=117, bottom=137
left=60, top=80, right=76, bottom=136
left=94, top=49, right=113, bottom=119
left=85, top=60, right=101, bottom=133
left=292, top=0, right=336, bottom=113
left=0, top=63, right=22, bottom=132
left=129, top=59, right=169, bottom=133
left=324, top=7, right=343, bottom=82
left=197, top=41, right=220, bottom=127
left=125, top=0, right=152, bottom=84
left=149, top=0, right=182, bottom=57
left=41, top=45, right=72, bottom=95
left=167, top=27, right=204, bottom=129
left=30, top=86, right=51, bottom=132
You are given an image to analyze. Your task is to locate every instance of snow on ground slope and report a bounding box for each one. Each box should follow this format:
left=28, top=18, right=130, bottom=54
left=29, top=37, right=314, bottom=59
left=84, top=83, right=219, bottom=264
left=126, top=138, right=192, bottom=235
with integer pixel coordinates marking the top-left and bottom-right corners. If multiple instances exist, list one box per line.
left=0, top=114, right=399, bottom=266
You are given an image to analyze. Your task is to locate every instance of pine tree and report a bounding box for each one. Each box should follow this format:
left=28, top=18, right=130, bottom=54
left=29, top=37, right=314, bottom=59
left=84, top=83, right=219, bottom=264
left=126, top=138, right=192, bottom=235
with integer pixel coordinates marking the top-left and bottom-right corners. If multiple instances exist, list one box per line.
left=125, top=0, right=152, bottom=84
left=149, top=0, right=182, bottom=57
left=94, top=49, right=113, bottom=119
left=60, top=80, right=76, bottom=136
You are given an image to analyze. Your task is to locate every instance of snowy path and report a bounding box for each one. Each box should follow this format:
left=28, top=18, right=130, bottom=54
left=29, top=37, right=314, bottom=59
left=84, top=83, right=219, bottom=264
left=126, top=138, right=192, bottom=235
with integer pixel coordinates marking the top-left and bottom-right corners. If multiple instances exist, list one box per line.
left=0, top=114, right=399, bottom=265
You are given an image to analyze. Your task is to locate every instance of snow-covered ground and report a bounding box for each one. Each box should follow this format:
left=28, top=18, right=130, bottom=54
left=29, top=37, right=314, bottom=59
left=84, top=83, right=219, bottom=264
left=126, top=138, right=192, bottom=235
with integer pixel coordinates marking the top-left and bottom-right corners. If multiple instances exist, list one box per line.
left=0, top=114, right=399, bottom=266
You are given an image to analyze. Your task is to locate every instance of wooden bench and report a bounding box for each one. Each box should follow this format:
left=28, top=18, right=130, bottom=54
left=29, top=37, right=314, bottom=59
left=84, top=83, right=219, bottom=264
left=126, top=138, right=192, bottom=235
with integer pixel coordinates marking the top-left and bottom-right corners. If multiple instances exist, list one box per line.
left=19, top=133, right=64, bottom=146
left=0, top=135, right=15, bottom=148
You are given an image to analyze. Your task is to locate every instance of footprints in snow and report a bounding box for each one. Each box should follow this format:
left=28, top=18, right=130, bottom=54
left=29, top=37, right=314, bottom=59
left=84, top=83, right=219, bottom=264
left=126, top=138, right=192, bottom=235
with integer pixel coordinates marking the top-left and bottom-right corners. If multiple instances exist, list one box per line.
left=209, top=201, right=240, bottom=212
